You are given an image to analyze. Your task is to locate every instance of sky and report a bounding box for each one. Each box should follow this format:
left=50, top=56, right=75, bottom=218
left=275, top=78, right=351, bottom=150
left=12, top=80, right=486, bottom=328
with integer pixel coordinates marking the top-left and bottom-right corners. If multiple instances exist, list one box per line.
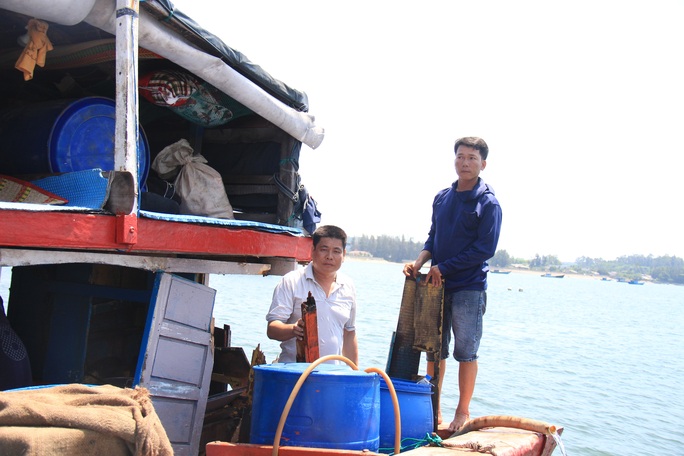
left=172, top=0, right=684, bottom=262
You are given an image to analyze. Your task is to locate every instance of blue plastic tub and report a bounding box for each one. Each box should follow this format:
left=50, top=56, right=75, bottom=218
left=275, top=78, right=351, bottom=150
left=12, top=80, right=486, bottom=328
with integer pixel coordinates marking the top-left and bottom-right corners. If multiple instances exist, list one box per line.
left=379, top=377, right=433, bottom=453
left=250, top=363, right=381, bottom=451
left=0, top=97, right=149, bottom=185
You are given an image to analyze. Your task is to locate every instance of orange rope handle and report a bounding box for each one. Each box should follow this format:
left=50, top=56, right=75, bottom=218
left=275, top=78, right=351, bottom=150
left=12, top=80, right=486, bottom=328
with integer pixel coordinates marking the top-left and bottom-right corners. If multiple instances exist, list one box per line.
left=364, top=367, right=401, bottom=454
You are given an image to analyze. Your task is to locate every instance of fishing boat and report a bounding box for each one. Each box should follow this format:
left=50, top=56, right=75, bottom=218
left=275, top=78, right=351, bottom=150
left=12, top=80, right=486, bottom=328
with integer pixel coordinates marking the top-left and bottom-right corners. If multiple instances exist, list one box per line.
left=628, top=280, right=645, bottom=285
left=0, top=1, right=562, bottom=455
left=541, top=273, right=565, bottom=278
left=491, top=269, right=511, bottom=274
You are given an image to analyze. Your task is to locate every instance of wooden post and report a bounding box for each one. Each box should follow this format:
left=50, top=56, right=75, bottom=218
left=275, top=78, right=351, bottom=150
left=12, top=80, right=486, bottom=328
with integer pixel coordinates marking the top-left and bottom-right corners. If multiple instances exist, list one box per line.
left=114, top=0, right=140, bottom=215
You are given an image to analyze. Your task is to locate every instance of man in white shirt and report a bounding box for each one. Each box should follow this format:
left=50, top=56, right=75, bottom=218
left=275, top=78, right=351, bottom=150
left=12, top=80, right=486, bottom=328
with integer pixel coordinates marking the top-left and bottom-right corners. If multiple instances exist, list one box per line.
left=266, top=225, right=358, bottom=365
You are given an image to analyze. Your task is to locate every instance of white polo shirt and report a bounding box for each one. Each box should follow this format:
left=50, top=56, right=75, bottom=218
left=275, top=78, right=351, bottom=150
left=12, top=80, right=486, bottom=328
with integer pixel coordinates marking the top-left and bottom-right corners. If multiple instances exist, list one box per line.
left=266, top=262, right=357, bottom=363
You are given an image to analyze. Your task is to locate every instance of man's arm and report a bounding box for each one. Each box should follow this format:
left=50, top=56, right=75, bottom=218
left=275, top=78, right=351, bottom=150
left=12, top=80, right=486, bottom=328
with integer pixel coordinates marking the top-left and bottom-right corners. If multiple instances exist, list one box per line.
left=342, top=329, right=358, bottom=366
left=267, top=319, right=303, bottom=342
left=438, top=202, right=502, bottom=277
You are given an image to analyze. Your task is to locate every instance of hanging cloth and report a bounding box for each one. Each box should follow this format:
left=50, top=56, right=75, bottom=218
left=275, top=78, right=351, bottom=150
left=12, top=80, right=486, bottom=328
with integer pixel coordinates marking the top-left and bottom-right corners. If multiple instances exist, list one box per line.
left=15, top=19, right=54, bottom=81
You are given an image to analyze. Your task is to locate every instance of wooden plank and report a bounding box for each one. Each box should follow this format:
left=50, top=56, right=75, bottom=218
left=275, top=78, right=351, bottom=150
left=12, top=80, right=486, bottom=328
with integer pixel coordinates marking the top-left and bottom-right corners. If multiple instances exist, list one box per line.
left=0, top=248, right=273, bottom=275
left=277, top=136, right=300, bottom=226
left=205, top=427, right=551, bottom=456
left=296, top=292, right=319, bottom=362
left=233, top=212, right=278, bottom=224
left=386, top=277, right=422, bottom=379
left=0, top=210, right=312, bottom=262
left=206, top=442, right=380, bottom=456
left=114, top=0, right=141, bottom=203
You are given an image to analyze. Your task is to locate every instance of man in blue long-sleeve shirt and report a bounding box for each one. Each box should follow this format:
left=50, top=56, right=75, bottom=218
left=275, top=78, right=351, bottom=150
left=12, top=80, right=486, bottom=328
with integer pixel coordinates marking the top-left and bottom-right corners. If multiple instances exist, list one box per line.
left=404, top=136, right=502, bottom=433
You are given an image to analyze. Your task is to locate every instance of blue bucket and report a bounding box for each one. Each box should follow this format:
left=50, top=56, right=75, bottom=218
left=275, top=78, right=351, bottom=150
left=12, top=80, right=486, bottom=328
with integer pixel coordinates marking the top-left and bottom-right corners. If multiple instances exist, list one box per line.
left=250, top=363, right=380, bottom=451
left=0, top=97, right=149, bottom=185
left=379, top=377, right=433, bottom=453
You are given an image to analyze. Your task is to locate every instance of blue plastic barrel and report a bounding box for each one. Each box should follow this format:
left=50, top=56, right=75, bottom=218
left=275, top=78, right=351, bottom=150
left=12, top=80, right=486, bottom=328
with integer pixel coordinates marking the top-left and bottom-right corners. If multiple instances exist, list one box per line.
left=0, top=97, right=149, bottom=185
left=379, top=377, right=433, bottom=453
left=250, top=363, right=380, bottom=451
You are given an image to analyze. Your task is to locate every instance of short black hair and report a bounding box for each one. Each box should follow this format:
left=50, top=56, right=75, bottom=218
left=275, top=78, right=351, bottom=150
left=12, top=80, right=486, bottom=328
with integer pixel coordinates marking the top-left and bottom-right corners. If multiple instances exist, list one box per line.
left=312, top=225, right=347, bottom=249
left=454, top=137, right=489, bottom=160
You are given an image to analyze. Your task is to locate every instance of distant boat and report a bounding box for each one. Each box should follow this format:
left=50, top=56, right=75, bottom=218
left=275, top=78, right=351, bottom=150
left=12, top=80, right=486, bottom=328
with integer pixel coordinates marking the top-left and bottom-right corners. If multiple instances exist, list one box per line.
left=601, top=277, right=612, bottom=281
left=628, top=280, right=645, bottom=285
left=491, top=270, right=511, bottom=274
left=541, top=273, right=565, bottom=278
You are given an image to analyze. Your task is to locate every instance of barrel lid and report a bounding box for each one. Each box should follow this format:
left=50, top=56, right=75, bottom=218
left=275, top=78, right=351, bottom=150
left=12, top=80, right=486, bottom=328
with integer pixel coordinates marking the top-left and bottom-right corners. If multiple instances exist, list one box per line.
left=254, top=362, right=375, bottom=377
left=49, top=97, right=149, bottom=183
left=380, top=377, right=432, bottom=393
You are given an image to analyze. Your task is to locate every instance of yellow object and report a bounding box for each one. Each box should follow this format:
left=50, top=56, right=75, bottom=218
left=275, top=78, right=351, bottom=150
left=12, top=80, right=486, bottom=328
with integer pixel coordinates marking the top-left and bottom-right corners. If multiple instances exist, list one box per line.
left=15, top=19, right=54, bottom=81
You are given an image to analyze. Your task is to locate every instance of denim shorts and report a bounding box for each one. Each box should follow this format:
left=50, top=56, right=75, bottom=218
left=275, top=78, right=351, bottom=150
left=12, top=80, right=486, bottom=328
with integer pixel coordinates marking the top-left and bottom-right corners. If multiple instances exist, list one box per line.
left=427, top=289, right=486, bottom=363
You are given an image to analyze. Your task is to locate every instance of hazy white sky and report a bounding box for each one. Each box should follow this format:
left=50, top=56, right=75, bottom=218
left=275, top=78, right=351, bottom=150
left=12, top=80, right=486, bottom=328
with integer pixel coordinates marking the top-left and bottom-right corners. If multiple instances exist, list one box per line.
left=173, top=0, right=683, bottom=262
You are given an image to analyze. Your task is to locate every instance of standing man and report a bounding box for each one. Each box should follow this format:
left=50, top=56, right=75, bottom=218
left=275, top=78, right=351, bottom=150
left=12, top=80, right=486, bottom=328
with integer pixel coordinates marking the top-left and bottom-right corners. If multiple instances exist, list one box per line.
left=404, top=137, right=502, bottom=432
left=267, top=225, right=358, bottom=365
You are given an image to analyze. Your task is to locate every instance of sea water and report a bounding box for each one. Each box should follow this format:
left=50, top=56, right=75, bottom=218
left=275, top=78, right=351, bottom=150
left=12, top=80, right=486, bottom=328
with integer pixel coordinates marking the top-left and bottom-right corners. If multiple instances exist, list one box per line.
left=2, top=262, right=683, bottom=454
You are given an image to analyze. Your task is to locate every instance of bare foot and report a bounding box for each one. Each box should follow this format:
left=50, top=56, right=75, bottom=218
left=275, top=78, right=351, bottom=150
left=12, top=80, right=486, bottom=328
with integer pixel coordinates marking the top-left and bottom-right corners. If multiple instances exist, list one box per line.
left=447, top=412, right=470, bottom=433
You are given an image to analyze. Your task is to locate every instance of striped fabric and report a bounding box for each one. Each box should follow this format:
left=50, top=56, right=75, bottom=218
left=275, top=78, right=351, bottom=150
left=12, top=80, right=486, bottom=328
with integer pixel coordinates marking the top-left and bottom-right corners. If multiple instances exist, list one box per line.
left=0, top=175, right=67, bottom=205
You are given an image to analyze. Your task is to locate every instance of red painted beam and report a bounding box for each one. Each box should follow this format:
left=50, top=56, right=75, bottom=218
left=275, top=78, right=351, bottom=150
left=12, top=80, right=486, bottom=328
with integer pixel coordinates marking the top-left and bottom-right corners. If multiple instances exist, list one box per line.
left=0, top=210, right=312, bottom=262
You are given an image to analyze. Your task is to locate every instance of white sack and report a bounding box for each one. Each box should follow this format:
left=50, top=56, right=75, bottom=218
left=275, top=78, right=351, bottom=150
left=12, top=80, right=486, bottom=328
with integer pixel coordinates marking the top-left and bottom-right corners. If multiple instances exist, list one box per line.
left=151, top=139, right=234, bottom=219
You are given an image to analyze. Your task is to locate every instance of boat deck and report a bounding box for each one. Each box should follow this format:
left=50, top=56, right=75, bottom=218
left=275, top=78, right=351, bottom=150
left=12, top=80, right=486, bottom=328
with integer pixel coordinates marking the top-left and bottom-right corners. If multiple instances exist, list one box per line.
left=0, top=207, right=312, bottom=275
left=205, top=424, right=560, bottom=456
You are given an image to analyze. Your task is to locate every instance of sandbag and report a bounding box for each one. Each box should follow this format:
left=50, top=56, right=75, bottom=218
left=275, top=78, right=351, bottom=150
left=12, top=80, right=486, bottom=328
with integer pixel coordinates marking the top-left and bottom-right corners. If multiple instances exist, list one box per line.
left=0, top=384, right=173, bottom=456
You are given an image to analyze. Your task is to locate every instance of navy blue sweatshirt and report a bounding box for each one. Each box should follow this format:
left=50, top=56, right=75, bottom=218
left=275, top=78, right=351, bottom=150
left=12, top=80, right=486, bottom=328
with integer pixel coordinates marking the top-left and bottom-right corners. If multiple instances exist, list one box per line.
left=423, top=178, right=502, bottom=293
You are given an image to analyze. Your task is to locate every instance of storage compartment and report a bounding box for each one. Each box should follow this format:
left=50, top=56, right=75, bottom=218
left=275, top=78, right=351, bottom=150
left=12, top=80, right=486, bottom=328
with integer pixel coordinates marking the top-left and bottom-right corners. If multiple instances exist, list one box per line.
left=6, top=264, right=155, bottom=385
left=0, top=97, right=150, bottom=186
left=0, top=10, right=308, bottom=229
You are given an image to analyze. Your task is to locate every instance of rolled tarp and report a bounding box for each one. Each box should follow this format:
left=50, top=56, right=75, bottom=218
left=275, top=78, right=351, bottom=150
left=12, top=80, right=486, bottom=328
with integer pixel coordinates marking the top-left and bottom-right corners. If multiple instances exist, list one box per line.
left=84, top=0, right=324, bottom=149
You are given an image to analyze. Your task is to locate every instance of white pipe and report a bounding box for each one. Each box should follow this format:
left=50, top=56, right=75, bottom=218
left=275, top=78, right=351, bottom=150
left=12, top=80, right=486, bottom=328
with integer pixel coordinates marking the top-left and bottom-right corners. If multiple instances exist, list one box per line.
left=85, top=0, right=324, bottom=149
left=0, top=0, right=98, bottom=25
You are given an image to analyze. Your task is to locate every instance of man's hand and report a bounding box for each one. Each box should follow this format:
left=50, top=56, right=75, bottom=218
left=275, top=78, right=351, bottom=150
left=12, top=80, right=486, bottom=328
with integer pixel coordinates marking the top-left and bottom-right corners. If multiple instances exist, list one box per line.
left=293, top=318, right=304, bottom=340
left=425, top=265, right=443, bottom=287
left=403, top=262, right=420, bottom=278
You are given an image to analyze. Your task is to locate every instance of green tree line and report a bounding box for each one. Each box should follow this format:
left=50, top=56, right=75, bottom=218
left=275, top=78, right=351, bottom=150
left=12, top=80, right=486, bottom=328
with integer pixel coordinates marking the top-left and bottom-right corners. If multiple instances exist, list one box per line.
left=349, top=235, right=684, bottom=285
left=349, top=235, right=424, bottom=263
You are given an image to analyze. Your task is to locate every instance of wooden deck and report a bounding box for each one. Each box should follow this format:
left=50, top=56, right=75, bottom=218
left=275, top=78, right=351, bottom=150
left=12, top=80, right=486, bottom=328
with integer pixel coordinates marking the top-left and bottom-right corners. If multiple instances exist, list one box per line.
left=205, top=423, right=562, bottom=456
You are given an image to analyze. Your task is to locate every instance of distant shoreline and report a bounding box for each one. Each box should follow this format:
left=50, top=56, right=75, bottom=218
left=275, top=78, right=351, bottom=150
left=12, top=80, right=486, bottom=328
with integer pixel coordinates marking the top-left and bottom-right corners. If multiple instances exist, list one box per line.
left=345, top=256, right=611, bottom=281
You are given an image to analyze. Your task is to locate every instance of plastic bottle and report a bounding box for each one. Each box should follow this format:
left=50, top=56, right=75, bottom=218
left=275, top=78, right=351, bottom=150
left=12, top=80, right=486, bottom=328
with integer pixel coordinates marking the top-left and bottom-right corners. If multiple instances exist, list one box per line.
left=417, top=374, right=432, bottom=385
